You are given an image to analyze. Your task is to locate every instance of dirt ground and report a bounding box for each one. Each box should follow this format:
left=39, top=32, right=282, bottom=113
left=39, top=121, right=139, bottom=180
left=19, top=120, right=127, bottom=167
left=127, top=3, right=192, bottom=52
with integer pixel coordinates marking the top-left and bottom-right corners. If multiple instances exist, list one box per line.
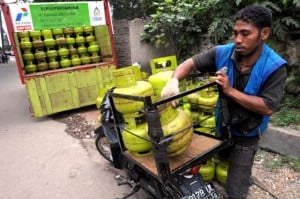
left=53, top=107, right=300, bottom=199
left=214, top=149, right=300, bottom=199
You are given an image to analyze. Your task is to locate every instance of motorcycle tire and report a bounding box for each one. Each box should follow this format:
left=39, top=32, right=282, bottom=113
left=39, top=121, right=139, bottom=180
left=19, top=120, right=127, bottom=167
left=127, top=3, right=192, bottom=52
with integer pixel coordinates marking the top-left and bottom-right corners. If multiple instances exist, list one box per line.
left=95, top=127, right=122, bottom=169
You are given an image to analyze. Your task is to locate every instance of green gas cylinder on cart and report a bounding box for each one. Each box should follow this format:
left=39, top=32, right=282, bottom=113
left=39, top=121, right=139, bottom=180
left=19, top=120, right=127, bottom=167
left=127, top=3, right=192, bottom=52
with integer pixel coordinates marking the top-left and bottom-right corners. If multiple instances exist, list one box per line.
left=199, top=159, right=216, bottom=182
left=216, top=160, right=229, bottom=184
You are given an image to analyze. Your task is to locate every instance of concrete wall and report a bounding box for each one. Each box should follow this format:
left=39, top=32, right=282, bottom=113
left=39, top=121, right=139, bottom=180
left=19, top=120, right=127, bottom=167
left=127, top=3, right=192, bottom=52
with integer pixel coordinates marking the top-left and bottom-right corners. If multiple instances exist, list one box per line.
left=128, top=19, right=175, bottom=74
left=113, top=19, right=173, bottom=73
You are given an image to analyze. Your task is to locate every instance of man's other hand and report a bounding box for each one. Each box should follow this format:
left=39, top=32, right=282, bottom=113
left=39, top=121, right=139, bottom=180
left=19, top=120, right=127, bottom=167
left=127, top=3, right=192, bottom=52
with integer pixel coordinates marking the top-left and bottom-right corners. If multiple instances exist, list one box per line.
left=161, top=78, right=180, bottom=107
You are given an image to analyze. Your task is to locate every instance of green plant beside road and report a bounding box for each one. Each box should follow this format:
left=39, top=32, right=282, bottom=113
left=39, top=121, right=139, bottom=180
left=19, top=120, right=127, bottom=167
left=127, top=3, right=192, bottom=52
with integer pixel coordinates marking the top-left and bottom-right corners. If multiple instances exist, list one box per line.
left=271, top=94, right=300, bottom=130
left=141, top=0, right=300, bottom=60
left=283, top=156, right=300, bottom=172
left=265, top=156, right=300, bottom=171
left=255, top=149, right=300, bottom=171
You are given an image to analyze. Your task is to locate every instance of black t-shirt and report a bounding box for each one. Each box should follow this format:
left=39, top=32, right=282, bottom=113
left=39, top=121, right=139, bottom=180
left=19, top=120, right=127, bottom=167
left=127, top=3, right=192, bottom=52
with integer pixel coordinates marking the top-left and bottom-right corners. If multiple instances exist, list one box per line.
left=192, top=46, right=287, bottom=112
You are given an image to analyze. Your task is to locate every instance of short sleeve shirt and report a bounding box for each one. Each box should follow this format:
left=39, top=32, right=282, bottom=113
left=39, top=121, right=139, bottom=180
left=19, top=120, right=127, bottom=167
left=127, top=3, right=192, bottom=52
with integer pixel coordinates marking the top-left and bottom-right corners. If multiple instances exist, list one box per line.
left=192, top=47, right=287, bottom=111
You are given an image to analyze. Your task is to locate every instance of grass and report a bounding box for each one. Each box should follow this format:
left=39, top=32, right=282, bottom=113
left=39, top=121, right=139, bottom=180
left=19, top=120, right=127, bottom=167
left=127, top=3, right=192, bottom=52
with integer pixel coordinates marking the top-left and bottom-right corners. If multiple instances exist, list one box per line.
left=282, top=156, right=300, bottom=172
left=270, top=94, right=300, bottom=130
left=263, top=94, right=300, bottom=172
left=271, top=108, right=300, bottom=130
left=265, top=155, right=300, bottom=172
left=255, top=150, right=300, bottom=171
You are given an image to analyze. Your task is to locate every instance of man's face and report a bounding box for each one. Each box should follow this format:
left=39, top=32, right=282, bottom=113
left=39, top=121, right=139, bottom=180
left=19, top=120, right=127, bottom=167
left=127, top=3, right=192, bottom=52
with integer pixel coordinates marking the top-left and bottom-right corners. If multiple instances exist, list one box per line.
left=232, top=20, right=263, bottom=56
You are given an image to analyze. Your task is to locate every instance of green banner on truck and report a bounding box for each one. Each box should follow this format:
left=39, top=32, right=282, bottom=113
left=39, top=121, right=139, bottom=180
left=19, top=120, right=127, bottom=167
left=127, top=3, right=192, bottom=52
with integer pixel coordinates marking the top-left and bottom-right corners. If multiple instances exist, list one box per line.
left=29, top=3, right=90, bottom=30
left=9, top=1, right=106, bottom=32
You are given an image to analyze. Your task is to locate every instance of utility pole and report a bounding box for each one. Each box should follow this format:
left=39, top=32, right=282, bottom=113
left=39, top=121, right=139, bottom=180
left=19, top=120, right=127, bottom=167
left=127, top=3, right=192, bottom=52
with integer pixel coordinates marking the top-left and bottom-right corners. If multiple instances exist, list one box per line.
left=0, top=9, right=4, bottom=51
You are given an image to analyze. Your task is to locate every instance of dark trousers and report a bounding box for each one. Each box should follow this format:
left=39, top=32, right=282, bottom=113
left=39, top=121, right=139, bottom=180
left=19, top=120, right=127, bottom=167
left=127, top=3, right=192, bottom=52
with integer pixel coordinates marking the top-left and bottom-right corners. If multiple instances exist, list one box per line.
left=219, top=136, right=259, bottom=199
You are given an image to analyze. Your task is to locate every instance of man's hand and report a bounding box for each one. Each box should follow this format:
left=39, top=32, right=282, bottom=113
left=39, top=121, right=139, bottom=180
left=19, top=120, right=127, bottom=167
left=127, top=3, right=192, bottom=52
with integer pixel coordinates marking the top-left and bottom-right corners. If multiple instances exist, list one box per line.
left=161, top=78, right=180, bottom=107
left=215, top=68, right=231, bottom=96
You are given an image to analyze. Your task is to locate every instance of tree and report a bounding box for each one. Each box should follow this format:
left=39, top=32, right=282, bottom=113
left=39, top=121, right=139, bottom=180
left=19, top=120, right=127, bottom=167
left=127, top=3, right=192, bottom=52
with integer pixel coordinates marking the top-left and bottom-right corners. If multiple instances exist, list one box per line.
left=140, top=0, right=221, bottom=60
left=33, top=0, right=154, bottom=20
left=141, top=0, right=300, bottom=60
left=108, top=0, right=143, bottom=20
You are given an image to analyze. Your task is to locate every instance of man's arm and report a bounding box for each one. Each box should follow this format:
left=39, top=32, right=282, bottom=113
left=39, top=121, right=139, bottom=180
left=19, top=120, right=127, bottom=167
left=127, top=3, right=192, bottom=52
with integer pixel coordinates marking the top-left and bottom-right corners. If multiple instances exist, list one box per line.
left=173, top=48, right=217, bottom=80
left=161, top=47, right=216, bottom=103
left=172, top=58, right=196, bottom=81
left=227, top=87, right=273, bottom=115
left=160, top=58, right=196, bottom=104
left=215, top=66, right=287, bottom=116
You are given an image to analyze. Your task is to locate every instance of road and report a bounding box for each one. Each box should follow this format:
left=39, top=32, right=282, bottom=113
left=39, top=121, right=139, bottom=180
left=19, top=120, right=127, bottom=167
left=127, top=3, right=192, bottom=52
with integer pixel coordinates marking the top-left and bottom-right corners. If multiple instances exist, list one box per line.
left=0, top=58, right=147, bottom=199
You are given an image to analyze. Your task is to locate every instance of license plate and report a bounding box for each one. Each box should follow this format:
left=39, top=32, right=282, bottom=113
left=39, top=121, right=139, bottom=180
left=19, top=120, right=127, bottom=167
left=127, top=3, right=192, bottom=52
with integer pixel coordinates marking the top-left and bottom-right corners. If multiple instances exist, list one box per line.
left=183, top=183, right=218, bottom=199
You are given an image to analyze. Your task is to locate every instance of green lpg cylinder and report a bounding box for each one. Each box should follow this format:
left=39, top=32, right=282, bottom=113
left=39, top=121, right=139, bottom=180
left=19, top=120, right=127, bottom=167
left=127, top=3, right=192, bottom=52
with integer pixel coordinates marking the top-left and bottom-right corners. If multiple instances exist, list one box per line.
left=199, top=160, right=216, bottom=182
left=199, top=112, right=216, bottom=129
left=216, top=160, right=229, bottom=184
left=112, top=67, right=154, bottom=114
left=198, top=88, right=218, bottom=111
left=122, top=103, right=193, bottom=157
left=111, top=67, right=154, bottom=156
left=121, top=122, right=152, bottom=157
left=159, top=104, right=193, bottom=156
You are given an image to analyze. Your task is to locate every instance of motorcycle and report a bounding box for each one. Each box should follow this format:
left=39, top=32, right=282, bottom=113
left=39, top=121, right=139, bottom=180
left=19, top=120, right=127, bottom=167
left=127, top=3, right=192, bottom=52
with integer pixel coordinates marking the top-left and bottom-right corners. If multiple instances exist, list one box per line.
left=95, top=83, right=232, bottom=199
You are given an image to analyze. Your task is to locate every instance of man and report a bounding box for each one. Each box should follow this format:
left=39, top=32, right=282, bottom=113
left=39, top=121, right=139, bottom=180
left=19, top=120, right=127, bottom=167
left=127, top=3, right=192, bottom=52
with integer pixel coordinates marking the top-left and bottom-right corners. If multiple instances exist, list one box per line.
left=161, top=4, right=287, bottom=199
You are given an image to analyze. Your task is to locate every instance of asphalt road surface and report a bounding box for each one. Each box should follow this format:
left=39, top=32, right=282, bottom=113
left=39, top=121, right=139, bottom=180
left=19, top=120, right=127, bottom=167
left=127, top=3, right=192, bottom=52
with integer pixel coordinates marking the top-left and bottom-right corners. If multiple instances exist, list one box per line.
left=0, top=58, right=149, bottom=199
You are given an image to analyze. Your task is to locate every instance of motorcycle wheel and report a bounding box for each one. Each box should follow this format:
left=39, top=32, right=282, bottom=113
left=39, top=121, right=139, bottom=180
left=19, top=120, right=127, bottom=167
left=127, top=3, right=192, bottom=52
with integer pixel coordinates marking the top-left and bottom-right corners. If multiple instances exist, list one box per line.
left=95, top=127, right=123, bottom=169
left=95, top=129, right=114, bottom=163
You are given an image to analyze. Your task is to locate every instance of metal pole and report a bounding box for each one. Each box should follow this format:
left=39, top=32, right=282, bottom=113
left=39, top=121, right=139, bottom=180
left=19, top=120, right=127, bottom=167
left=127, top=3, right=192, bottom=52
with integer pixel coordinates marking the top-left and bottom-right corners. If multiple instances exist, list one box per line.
left=0, top=9, right=4, bottom=51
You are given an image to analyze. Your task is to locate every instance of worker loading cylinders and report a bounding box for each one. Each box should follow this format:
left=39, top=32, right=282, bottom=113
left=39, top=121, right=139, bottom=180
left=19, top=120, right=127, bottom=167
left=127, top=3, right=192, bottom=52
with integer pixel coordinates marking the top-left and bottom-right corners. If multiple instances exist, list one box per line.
left=112, top=67, right=193, bottom=157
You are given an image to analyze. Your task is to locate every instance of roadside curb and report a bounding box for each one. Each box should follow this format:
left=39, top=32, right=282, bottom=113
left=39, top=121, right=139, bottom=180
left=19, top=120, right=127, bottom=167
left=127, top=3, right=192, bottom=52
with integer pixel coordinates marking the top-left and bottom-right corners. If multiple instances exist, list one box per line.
left=259, top=125, right=300, bottom=159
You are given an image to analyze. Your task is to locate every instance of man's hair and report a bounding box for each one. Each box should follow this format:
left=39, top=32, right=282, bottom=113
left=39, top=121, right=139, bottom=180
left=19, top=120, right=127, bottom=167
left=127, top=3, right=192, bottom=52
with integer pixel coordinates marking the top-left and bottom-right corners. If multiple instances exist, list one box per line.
left=234, top=4, right=272, bottom=29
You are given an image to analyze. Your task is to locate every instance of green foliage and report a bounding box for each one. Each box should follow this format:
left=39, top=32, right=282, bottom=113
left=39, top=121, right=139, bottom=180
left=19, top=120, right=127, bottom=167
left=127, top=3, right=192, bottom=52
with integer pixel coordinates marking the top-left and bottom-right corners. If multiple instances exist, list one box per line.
left=256, top=150, right=300, bottom=171
left=109, top=0, right=147, bottom=20
left=33, top=0, right=93, bottom=2
left=141, top=0, right=220, bottom=58
left=141, top=0, right=300, bottom=59
left=265, top=155, right=300, bottom=171
left=266, top=1, right=300, bottom=41
left=271, top=94, right=300, bottom=129
left=283, top=156, right=300, bottom=172
left=207, top=18, right=233, bottom=42
left=272, top=20, right=289, bottom=41
left=272, top=109, right=300, bottom=129
left=33, top=0, right=154, bottom=20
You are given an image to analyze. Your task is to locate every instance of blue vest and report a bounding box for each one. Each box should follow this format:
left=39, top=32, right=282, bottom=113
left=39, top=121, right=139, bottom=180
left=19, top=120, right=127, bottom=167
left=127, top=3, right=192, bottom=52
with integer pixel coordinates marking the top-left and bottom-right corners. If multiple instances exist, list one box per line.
left=215, top=43, right=286, bottom=137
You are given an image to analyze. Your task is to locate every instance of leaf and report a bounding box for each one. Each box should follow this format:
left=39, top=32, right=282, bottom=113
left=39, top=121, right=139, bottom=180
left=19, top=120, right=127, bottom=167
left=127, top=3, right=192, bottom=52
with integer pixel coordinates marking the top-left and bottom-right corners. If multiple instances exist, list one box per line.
left=281, top=17, right=300, bottom=29
left=208, top=17, right=232, bottom=40
left=235, top=0, right=243, bottom=6
left=272, top=20, right=288, bottom=41
left=262, top=1, right=282, bottom=12
left=293, top=0, right=300, bottom=8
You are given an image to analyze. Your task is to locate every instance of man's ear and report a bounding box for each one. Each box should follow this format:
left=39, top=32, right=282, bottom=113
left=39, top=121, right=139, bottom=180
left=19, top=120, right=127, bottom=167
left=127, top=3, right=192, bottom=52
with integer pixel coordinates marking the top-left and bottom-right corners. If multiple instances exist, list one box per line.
left=260, top=27, right=271, bottom=40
